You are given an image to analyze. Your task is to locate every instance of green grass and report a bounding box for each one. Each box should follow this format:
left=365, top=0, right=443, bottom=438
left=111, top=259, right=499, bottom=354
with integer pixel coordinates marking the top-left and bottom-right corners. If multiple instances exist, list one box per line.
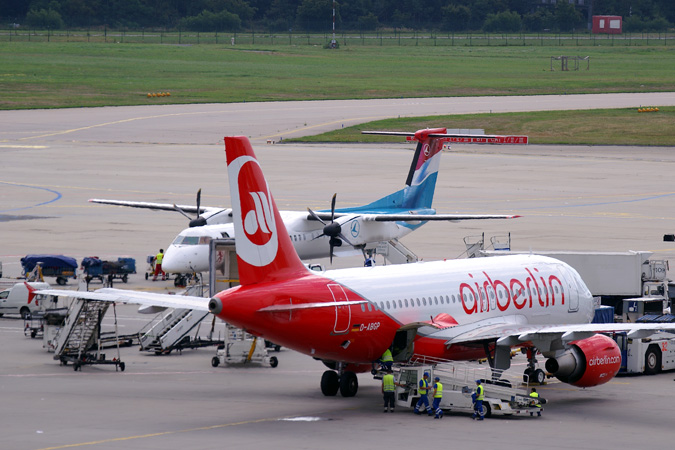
left=1, top=42, right=674, bottom=110
left=290, top=107, right=675, bottom=146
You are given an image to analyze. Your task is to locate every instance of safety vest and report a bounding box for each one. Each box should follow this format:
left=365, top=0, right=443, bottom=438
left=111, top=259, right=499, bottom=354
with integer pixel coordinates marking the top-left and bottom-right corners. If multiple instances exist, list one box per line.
left=476, top=384, right=484, bottom=401
left=419, top=378, right=429, bottom=395
left=155, top=252, right=164, bottom=264
left=530, top=391, right=541, bottom=407
left=433, top=381, right=443, bottom=398
left=381, top=349, right=393, bottom=362
left=383, top=374, right=395, bottom=392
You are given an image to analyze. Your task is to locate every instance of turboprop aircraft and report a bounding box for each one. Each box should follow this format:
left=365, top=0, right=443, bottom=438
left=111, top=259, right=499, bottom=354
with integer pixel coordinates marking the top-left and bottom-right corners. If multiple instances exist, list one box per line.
left=90, top=129, right=524, bottom=273
left=41, top=134, right=675, bottom=398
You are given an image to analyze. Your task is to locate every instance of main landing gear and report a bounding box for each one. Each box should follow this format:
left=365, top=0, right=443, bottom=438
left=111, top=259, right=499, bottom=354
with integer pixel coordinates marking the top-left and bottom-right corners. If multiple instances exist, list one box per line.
left=321, top=363, right=358, bottom=397
left=523, top=348, right=546, bottom=385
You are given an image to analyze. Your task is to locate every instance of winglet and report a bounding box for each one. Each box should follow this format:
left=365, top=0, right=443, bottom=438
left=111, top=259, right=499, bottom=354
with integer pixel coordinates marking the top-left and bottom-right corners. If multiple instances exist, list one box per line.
left=224, top=136, right=308, bottom=285
left=24, top=282, right=38, bottom=306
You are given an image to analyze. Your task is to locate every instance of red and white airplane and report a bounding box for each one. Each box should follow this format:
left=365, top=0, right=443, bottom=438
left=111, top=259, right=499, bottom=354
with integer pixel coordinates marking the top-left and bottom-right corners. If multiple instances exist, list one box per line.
left=41, top=135, right=675, bottom=397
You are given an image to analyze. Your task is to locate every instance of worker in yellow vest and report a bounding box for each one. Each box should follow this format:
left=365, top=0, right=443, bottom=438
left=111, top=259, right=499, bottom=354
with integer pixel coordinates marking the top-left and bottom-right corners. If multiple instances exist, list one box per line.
left=432, top=376, right=444, bottom=419
left=414, top=372, right=433, bottom=416
left=152, top=249, right=166, bottom=281
left=530, top=388, right=542, bottom=417
left=379, top=348, right=394, bottom=371
left=382, top=368, right=403, bottom=413
left=472, top=379, right=485, bottom=420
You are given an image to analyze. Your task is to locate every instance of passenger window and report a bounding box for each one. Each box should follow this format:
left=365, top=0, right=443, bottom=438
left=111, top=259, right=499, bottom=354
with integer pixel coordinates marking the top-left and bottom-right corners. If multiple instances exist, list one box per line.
left=386, top=301, right=391, bottom=309
left=398, top=300, right=403, bottom=308
left=405, top=299, right=409, bottom=308
left=361, top=304, right=365, bottom=312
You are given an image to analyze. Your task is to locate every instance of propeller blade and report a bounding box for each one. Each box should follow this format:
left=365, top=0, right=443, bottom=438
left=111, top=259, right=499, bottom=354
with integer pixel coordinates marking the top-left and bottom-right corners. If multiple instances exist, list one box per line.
left=173, top=204, right=193, bottom=221
left=307, top=207, right=327, bottom=225
left=330, top=193, right=337, bottom=222
left=196, top=189, right=202, bottom=216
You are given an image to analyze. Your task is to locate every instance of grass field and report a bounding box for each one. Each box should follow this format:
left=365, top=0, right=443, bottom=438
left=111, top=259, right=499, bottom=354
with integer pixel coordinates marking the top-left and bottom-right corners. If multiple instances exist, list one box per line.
left=290, top=107, right=675, bottom=146
left=1, top=42, right=674, bottom=110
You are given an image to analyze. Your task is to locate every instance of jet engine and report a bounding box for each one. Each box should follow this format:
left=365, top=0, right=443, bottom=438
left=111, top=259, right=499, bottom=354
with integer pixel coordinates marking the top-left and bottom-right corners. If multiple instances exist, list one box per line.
left=544, top=334, right=621, bottom=388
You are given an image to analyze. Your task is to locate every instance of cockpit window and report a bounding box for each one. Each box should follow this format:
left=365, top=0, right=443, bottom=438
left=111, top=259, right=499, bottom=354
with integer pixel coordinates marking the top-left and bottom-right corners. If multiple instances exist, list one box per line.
left=198, top=236, right=212, bottom=245
left=173, top=236, right=200, bottom=245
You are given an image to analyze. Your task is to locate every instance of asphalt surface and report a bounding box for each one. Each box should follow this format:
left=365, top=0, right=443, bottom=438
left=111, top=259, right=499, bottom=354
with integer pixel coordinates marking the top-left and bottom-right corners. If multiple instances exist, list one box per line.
left=2, top=94, right=675, bottom=449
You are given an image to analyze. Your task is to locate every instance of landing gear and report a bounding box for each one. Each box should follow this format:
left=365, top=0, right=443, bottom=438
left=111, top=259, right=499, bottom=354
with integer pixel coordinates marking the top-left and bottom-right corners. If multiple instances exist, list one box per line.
left=523, top=348, right=546, bottom=384
left=320, top=367, right=359, bottom=397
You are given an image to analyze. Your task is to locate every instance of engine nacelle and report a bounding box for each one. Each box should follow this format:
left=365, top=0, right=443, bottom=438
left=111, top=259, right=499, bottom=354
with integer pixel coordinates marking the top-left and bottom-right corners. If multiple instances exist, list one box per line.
left=544, top=334, right=621, bottom=388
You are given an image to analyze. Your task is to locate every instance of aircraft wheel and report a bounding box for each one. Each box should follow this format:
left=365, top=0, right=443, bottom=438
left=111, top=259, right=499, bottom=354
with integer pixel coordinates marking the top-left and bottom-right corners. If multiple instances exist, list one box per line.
left=269, top=356, right=278, bottom=368
left=533, top=369, right=546, bottom=384
left=645, top=346, right=661, bottom=375
left=145, top=273, right=149, bottom=280
left=122, top=274, right=128, bottom=283
left=321, top=370, right=339, bottom=396
left=339, top=371, right=358, bottom=397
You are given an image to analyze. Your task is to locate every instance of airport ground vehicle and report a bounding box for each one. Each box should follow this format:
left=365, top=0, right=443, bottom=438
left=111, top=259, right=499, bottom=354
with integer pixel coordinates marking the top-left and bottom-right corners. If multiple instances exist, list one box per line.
left=612, top=314, right=675, bottom=374
left=81, top=257, right=136, bottom=283
left=21, top=255, right=78, bottom=285
left=392, top=360, right=542, bottom=418
left=211, top=326, right=278, bottom=368
left=0, top=282, right=50, bottom=319
left=472, top=237, right=670, bottom=315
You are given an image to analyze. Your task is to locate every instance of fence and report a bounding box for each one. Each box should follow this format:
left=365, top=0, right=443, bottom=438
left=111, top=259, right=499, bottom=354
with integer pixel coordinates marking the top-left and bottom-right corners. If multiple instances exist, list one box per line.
left=0, top=28, right=672, bottom=47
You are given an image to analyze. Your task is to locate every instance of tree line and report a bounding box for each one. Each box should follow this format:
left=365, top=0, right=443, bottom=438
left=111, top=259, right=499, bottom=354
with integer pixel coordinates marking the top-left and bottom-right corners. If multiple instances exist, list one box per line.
left=2, top=0, right=673, bottom=33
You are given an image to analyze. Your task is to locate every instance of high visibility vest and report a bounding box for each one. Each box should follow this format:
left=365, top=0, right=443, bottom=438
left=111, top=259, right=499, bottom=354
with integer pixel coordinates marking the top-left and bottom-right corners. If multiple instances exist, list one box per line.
left=433, top=382, right=443, bottom=398
left=155, top=253, right=164, bottom=264
left=381, top=349, right=393, bottom=362
left=476, top=385, right=484, bottom=401
left=530, top=391, right=541, bottom=407
left=383, top=374, right=395, bottom=392
left=419, top=378, right=429, bottom=395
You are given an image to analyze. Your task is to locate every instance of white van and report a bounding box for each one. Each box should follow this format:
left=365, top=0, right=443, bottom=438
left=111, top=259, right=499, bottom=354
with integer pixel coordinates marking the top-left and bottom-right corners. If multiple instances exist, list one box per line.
left=0, top=282, right=51, bottom=319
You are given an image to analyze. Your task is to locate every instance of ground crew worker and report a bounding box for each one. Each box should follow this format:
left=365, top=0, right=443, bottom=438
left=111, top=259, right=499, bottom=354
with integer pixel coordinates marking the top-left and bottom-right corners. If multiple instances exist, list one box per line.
left=152, top=249, right=166, bottom=281
left=432, top=376, right=444, bottom=419
left=472, top=379, right=484, bottom=420
left=414, top=372, right=433, bottom=416
left=379, top=348, right=394, bottom=370
left=382, top=368, right=403, bottom=413
left=530, top=388, right=542, bottom=416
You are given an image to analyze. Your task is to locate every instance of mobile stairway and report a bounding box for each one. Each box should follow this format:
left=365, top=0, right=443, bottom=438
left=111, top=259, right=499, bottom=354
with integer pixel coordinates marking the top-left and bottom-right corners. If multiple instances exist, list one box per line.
left=51, top=299, right=125, bottom=371
left=138, top=284, right=222, bottom=354
left=392, top=357, right=544, bottom=418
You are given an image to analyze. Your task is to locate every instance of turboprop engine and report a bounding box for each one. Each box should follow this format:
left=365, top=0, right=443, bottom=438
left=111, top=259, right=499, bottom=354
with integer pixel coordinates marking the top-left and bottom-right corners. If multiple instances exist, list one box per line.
left=544, top=334, right=621, bottom=388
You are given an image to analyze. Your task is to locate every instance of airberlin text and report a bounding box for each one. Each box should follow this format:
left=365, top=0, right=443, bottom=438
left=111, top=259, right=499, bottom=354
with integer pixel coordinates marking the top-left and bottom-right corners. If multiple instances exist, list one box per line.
left=460, top=267, right=565, bottom=315
left=588, top=355, right=621, bottom=366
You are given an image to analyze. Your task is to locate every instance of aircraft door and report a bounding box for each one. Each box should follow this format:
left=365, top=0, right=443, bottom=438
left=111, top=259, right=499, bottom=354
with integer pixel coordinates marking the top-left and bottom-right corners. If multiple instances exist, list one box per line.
left=328, top=284, right=351, bottom=335
left=392, top=328, right=416, bottom=362
left=561, top=265, right=580, bottom=313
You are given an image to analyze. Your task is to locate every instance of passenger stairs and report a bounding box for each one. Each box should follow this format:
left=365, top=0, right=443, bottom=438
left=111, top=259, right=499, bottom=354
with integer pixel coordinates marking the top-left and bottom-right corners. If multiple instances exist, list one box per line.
left=371, top=239, right=419, bottom=265
left=139, top=284, right=221, bottom=354
left=52, top=298, right=125, bottom=371
left=393, top=357, right=542, bottom=418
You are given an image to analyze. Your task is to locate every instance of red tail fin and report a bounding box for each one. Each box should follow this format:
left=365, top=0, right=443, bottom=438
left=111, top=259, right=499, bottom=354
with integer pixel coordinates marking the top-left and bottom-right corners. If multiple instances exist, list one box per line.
left=225, top=136, right=307, bottom=286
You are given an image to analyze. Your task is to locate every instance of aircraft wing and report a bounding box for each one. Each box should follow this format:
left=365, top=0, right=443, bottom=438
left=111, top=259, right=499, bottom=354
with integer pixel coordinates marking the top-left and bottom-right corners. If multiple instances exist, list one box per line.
left=36, top=288, right=210, bottom=311
left=307, top=212, right=520, bottom=222
left=89, top=198, right=218, bottom=215
left=427, top=316, right=675, bottom=353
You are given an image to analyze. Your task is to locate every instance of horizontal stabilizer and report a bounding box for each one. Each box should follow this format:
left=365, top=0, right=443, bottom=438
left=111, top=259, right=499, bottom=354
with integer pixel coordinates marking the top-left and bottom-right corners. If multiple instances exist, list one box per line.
left=363, top=131, right=528, bottom=145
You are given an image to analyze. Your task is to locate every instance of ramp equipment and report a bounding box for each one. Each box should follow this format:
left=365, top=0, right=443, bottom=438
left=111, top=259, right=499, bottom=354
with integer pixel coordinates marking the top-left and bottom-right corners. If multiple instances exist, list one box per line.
left=391, top=357, right=544, bottom=418
left=52, top=299, right=125, bottom=371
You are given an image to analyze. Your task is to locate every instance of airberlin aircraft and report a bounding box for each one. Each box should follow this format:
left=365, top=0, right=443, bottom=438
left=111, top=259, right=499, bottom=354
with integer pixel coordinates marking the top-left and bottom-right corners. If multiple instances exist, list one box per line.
left=41, top=135, right=675, bottom=398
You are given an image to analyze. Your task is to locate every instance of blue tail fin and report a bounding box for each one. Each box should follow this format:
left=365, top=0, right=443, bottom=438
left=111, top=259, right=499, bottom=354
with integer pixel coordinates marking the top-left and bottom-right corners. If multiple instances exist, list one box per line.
left=336, top=128, right=446, bottom=214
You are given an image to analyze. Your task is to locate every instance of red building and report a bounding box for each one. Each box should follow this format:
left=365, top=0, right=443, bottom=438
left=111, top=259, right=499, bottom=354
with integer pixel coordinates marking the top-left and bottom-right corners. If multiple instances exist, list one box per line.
left=592, top=15, right=622, bottom=34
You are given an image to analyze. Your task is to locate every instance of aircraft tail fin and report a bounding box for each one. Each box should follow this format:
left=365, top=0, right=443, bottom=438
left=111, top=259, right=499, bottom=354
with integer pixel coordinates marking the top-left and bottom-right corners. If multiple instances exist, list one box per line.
left=225, top=136, right=308, bottom=286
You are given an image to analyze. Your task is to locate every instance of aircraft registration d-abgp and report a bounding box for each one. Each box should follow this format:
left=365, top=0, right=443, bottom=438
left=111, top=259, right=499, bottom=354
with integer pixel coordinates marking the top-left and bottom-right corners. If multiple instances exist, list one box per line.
left=41, top=134, right=675, bottom=398
left=89, top=128, right=524, bottom=273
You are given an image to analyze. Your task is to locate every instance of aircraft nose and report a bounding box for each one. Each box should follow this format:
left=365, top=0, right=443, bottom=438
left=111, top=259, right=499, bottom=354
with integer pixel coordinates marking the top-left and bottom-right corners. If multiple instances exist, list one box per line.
left=161, top=246, right=185, bottom=273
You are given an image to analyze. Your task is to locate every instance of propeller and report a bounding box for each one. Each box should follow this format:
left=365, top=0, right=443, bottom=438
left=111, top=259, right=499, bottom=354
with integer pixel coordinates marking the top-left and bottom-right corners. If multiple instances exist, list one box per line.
left=307, top=193, right=352, bottom=263
left=173, top=189, right=207, bottom=228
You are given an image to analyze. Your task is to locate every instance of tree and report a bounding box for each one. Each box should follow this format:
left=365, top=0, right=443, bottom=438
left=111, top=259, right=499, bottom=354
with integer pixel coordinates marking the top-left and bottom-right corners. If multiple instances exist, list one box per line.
left=441, top=4, right=471, bottom=32
left=483, top=10, right=521, bottom=32
left=553, top=1, right=583, bottom=32
left=296, top=0, right=335, bottom=32
left=25, top=8, right=64, bottom=29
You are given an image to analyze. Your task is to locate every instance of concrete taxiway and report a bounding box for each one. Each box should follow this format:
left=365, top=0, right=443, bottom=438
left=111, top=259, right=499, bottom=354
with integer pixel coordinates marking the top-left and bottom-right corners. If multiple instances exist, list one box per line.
left=2, top=95, right=675, bottom=449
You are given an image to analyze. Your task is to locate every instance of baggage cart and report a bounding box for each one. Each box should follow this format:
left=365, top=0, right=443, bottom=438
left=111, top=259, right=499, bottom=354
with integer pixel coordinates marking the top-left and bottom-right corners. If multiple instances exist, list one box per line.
left=21, top=255, right=77, bottom=285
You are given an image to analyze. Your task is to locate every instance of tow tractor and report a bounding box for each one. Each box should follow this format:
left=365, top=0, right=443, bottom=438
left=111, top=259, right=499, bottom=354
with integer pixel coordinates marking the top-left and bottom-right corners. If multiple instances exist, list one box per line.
left=211, top=325, right=278, bottom=368
left=391, top=358, right=544, bottom=418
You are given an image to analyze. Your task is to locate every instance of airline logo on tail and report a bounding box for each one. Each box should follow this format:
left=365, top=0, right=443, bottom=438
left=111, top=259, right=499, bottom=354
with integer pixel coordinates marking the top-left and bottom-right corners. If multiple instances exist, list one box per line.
left=229, top=155, right=278, bottom=267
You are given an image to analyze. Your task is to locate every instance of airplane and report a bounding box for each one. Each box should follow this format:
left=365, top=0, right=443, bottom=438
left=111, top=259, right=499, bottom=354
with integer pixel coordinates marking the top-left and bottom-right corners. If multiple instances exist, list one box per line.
left=90, top=128, right=524, bottom=274
left=40, top=134, right=675, bottom=398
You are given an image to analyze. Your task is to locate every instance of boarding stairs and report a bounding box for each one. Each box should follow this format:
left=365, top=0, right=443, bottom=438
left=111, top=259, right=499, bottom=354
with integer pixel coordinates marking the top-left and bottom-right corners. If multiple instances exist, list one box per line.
left=139, top=308, right=211, bottom=354
left=51, top=298, right=125, bottom=371
left=371, top=239, right=419, bottom=265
